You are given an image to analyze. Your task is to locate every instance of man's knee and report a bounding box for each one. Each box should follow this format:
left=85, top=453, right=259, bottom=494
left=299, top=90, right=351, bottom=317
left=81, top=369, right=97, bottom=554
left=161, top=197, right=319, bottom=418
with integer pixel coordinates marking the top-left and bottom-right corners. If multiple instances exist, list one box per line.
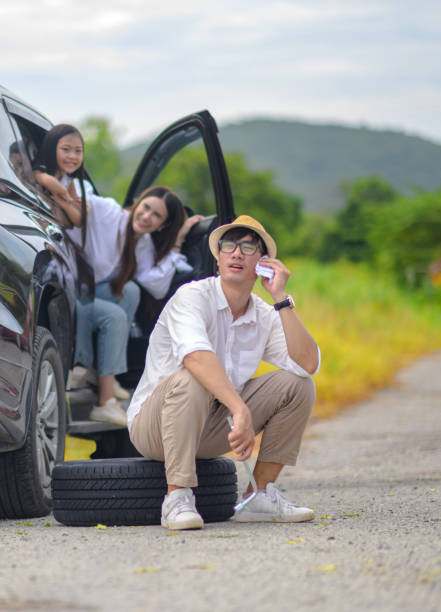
left=274, top=370, right=316, bottom=412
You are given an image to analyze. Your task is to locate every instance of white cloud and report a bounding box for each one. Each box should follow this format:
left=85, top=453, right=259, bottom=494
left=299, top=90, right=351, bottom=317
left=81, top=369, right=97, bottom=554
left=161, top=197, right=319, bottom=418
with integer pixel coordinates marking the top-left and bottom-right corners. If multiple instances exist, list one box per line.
left=1, top=0, right=440, bottom=145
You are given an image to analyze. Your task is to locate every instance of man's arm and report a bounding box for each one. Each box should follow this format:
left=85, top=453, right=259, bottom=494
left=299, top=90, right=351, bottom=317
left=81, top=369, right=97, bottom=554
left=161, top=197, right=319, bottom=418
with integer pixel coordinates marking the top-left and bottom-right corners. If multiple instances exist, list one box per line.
left=260, top=258, right=319, bottom=374
left=276, top=307, right=319, bottom=374
left=183, top=350, right=255, bottom=460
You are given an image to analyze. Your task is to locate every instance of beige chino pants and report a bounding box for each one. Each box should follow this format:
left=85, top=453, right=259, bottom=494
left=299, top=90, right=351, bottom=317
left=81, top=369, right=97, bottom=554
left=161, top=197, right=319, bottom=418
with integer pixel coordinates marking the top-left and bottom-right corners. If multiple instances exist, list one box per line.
left=130, top=368, right=316, bottom=488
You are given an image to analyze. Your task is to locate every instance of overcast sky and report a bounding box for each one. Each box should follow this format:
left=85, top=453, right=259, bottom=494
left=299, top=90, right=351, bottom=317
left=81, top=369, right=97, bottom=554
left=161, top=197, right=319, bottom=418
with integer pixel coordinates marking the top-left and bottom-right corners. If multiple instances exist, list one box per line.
left=1, top=0, right=440, bottom=146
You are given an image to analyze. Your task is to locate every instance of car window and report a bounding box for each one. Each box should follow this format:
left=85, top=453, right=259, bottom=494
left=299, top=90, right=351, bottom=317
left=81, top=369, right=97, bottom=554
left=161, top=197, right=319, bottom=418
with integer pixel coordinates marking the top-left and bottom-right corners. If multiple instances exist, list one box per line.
left=0, top=105, right=33, bottom=186
left=155, top=141, right=216, bottom=218
left=8, top=114, right=74, bottom=229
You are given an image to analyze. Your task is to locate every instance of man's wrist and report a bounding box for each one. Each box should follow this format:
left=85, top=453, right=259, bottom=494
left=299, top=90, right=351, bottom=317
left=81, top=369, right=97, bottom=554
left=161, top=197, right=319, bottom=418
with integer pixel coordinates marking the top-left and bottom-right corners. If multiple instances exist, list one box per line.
left=274, top=294, right=295, bottom=311
left=228, top=400, right=250, bottom=417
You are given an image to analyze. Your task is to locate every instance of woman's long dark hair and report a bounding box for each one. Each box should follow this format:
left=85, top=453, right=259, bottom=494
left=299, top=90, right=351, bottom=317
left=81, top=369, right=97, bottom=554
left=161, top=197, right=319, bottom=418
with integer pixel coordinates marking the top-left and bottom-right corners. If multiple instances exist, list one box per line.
left=110, top=186, right=187, bottom=297
left=33, top=124, right=88, bottom=245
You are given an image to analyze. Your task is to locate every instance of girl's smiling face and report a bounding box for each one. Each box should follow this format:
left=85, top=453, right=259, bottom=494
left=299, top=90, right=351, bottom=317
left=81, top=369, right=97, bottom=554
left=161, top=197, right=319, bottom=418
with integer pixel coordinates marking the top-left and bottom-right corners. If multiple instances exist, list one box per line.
left=55, top=133, right=83, bottom=177
left=132, top=195, right=168, bottom=236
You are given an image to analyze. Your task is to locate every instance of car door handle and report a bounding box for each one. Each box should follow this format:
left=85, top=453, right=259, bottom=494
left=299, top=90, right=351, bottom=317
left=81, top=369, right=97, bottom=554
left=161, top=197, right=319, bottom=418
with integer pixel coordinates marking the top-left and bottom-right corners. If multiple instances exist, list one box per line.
left=47, top=224, right=64, bottom=242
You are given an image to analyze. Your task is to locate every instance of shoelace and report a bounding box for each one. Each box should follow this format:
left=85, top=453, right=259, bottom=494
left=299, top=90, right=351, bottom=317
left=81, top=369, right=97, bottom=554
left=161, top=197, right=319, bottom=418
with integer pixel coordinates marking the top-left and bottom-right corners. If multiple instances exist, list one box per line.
left=268, top=486, right=299, bottom=510
left=174, top=495, right=194, bottom=514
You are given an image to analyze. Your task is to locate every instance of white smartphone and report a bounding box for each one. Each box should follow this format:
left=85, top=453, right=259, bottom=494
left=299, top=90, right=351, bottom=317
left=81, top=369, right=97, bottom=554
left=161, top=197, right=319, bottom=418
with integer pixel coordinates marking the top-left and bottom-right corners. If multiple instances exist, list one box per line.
left=255, top=259, right=274, bottom=282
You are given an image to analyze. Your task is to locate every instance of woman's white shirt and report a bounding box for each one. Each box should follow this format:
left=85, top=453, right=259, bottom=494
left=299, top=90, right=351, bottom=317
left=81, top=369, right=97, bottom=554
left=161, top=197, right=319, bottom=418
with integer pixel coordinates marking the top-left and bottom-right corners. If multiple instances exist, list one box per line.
left=65, top=182, right=192, bottom=298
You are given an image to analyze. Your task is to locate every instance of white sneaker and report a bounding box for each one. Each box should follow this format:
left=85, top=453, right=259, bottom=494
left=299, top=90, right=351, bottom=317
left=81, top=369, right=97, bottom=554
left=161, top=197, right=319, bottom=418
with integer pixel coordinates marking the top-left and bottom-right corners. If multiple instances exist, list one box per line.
left=68, top=367, right=130, bottom=400
left=113, top=379, right=130, bottom=400
left=234, top=482, right=314, bottom=523
left=67, top=366, right=89, bottom=389
left=161, top=488, right=204, bottom=530
left=89, top=398, right=127, bottom=427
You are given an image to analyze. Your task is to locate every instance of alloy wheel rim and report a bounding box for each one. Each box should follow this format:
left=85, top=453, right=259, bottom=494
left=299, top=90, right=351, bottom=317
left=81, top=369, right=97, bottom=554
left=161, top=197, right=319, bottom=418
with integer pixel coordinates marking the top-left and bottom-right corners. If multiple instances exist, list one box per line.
left=35, top=359, right=59, bottom=494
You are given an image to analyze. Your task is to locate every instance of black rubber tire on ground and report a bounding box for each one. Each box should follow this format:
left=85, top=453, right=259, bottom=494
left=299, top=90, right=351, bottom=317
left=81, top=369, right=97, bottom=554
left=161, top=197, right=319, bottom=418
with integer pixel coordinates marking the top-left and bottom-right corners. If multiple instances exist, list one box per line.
left=0, top=326, right=66, bottom=519
left=52, top=457, right=237, bottom=526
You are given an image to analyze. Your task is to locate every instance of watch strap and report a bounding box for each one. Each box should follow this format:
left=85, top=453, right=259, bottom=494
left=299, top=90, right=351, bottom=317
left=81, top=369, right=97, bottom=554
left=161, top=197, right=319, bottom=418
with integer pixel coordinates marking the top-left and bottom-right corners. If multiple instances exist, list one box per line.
left=274, top=295, right=295, bottom=311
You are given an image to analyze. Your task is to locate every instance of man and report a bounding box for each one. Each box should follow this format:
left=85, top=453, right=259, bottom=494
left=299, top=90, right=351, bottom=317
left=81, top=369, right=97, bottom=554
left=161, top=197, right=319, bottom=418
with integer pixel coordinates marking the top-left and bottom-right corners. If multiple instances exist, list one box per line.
left=127, top=215, right=320, bottom=530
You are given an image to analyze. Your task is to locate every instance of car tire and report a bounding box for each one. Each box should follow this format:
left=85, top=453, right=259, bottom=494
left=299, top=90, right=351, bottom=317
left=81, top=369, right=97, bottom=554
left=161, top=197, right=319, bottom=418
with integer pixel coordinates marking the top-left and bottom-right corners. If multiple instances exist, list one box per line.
left=52, top=457, right=237, bottom=526
left=0, top=326, right=66, bottom=519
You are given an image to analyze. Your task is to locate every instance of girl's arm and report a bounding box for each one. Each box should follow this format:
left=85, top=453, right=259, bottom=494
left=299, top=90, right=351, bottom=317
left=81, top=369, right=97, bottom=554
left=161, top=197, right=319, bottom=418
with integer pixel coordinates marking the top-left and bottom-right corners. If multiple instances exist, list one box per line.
left=34, top=171, right=70, bottom=199
left=33, top=171, right=84, bottom=227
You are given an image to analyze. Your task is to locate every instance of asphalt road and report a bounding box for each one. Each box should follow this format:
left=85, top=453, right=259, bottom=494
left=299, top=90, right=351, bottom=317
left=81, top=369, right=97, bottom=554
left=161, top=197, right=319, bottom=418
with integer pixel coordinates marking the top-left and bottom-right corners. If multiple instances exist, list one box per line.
left=1, top=352, right=440, bottom=612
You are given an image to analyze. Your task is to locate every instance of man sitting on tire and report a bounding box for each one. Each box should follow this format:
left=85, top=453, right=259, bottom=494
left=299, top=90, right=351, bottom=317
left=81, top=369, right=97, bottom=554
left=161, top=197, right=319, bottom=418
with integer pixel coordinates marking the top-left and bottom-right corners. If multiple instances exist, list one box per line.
left=127, top=215, right=321, bottom=530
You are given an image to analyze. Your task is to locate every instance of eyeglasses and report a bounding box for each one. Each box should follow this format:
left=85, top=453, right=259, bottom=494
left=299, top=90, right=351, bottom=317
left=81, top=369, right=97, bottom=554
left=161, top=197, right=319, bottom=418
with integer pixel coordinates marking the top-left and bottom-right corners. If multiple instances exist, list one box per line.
left=218, top=239, right=261, bottom=256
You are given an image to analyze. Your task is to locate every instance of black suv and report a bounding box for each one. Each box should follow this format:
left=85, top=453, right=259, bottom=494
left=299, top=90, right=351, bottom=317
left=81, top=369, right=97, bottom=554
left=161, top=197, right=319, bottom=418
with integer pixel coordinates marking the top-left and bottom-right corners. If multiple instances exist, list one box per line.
left=0, top=84, right=235, bottom=518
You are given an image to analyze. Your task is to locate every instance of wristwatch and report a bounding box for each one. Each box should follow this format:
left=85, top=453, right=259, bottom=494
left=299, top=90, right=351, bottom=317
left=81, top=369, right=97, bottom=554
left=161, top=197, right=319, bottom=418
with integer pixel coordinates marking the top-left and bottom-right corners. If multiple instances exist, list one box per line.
left=274, top=294, right=295, bottom=311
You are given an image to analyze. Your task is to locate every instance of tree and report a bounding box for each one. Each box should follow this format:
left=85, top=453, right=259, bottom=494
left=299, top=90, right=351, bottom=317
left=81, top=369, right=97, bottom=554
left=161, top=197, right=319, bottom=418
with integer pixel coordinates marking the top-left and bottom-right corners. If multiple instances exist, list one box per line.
left=338, top=177, right=398, bottom=261
left=367, top=191, right=441, bottom=285
left=318, top=177, right=398, bottom=262
left=80, top=117, right=123, bottom=198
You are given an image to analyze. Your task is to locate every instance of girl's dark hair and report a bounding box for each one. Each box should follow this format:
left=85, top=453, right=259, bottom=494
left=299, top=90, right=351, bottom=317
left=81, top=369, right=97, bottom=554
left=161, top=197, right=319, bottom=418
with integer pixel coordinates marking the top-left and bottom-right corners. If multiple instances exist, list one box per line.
left=33, top=124, right=88, bottom=244
left=110, top=186, right=187, bottom=297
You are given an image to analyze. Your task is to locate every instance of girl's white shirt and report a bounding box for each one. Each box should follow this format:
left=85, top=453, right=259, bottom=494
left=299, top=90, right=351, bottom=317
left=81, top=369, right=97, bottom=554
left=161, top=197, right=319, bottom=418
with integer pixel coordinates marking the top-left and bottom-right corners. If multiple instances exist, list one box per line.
left=63, top=176, right=192, bottom=299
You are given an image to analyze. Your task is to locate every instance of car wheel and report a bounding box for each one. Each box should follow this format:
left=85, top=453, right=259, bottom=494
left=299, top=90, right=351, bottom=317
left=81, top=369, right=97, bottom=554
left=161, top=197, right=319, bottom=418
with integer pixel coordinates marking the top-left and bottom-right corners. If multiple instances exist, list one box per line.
left=0, top=326, right=66, bottom=519
left=52, top=457, right=237, bottom=526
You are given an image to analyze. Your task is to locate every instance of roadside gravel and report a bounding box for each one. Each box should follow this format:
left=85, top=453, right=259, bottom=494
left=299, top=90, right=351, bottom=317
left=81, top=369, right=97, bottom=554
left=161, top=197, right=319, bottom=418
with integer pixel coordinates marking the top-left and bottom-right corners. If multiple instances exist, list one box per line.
left=1, top=352, right=440, bottom=612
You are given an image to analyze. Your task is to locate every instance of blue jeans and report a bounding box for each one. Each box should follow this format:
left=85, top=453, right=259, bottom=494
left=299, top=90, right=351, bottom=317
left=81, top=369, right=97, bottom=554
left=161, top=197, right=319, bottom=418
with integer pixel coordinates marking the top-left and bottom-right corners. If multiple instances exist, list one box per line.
left=74, top=298, right=128, bottom=376
left=95, top=280, right=141, bottom=332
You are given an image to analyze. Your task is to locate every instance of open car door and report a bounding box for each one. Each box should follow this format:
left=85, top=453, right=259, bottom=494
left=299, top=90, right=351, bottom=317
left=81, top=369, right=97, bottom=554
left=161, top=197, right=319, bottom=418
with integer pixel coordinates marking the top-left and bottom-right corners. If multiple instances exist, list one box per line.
left=123, top=110, right=235, bottom=280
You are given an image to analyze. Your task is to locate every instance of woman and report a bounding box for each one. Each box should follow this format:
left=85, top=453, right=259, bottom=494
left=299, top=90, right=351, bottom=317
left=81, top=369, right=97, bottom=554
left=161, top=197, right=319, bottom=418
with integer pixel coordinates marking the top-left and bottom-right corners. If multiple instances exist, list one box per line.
left=83, top=185, right=201, bottom=306
left=69, top=187, right=201, bottom=423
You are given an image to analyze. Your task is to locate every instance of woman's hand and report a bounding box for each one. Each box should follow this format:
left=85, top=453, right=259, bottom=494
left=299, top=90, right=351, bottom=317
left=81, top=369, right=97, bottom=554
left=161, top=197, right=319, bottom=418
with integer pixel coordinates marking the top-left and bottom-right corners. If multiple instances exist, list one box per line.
left=176, top=215, right=204, bottom=246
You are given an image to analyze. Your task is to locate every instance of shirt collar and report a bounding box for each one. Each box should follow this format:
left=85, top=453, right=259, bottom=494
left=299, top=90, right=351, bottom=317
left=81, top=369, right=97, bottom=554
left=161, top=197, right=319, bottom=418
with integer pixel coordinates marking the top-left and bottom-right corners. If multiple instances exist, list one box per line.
left=214, top=276, right=257, bottom=324
left=214, top=276, right=229, bottom=310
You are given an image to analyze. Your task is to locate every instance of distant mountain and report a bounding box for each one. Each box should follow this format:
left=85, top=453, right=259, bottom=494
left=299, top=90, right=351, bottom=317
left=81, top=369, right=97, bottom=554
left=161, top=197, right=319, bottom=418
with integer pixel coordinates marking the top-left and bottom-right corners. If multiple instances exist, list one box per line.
left=121, top=118, right=441, bottom=213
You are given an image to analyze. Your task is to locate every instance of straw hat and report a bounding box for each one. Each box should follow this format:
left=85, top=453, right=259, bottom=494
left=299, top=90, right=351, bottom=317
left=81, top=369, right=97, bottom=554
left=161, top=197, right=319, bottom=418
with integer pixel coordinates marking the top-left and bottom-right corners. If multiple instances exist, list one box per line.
left=209, top=215, right=277, bottom=260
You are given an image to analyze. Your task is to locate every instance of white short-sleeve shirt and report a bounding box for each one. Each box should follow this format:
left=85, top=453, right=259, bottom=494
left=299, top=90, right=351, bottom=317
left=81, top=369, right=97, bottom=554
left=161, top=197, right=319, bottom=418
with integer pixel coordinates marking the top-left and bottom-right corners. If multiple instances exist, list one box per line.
left=127, top=276, right=321, bottom=431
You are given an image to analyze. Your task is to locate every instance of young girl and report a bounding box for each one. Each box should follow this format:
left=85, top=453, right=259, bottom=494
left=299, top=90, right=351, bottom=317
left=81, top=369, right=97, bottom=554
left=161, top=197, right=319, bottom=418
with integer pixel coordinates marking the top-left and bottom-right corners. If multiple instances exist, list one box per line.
left=33, top=124, right=130, bottom=425
left=33, top=125, right=201, bottom=424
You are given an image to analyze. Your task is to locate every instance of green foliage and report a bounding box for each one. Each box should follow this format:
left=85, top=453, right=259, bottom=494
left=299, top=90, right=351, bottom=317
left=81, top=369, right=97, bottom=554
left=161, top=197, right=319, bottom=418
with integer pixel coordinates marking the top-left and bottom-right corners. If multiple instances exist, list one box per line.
left=334, top=177, right=398, bottom=262
left=80, top=116, right=122, bottom=198
left=367, top=190, right=441, bottom=286
left=288, top=213, right=334, bottom=259
left=298, top=177, right=399, bottom=263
